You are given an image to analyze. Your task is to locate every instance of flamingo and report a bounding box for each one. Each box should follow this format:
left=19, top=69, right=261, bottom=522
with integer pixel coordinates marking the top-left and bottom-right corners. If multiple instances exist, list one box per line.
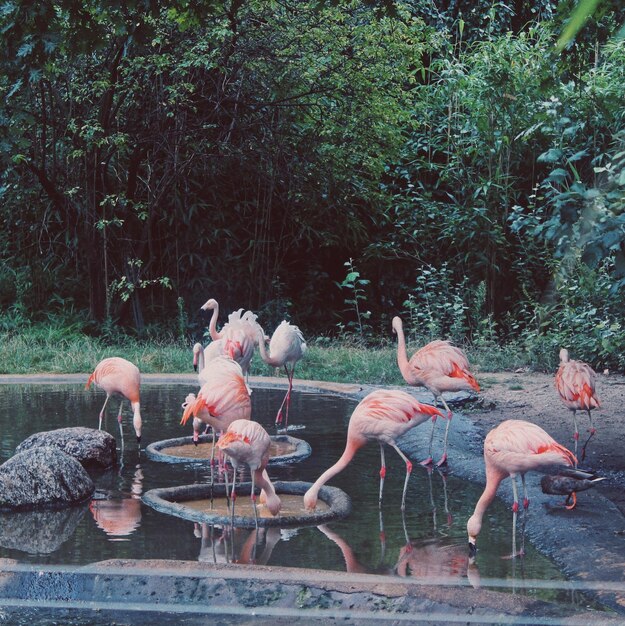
left=85, top=357, right=142, bottom=446
left=392, top=316, right=480, bottom=467
left=181, top=356, right=251, bottom=453
left=467, top=419, right=576, bottom=558
left=540, top=467, right=606, bottom=510
left=216, top=419, right=281, bottom=529
left=192, top=340, right=227, bottom=378
left=303, top=389, right=444, bottom=511
left=257, top=321, right=307, bottom=430
left=555, top=348, right=601, bottom=463
left=200, top=299, right=262, bottom=377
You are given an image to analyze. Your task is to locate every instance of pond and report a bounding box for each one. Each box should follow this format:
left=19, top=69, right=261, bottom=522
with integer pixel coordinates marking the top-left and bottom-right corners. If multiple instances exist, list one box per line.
left=0, top=381, right=592, bottom=609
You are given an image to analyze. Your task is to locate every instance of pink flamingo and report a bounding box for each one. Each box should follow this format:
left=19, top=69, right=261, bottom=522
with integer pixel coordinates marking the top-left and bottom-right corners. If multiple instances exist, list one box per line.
left=216, top=419, right=281, bottom=529
left=181, top=356, right=251, bottom=454
left=304, top=389, right=444, bottom=511
left=392, top=316, right=480, bottom=467
left=257, top=321, right=307, bottom=430
left=85, top=357, right=142, bottom=446
left=192, top=340, right=227, bottom=377
left=200, top=299, right=262, bottom=377
left=555, top=348, right=601, bottom=463
left=467, top=419, right=576, bottom=558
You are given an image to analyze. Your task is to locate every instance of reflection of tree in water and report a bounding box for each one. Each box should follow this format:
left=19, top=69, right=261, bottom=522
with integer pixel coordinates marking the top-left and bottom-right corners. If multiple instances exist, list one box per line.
left=195, top=523, right=282, bottom=565
left=90, top=464, right=144, bottom=539
left=0, top=506, right=87, bottom=554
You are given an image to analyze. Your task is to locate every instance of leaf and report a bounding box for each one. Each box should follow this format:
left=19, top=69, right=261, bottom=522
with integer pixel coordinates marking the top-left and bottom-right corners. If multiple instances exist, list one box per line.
left=556, top=0, right=603, bottom=52
left=537, top=148, right=564, bottom=163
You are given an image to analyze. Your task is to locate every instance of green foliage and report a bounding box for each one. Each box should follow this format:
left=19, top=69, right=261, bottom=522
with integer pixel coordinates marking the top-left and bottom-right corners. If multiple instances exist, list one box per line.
left=520, top=259, right=625, bottom=370
left=335, top=258, right=372, bottom=339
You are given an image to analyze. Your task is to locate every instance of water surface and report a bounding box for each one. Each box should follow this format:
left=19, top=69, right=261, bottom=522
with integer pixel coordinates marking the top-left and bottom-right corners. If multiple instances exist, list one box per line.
left=0, top=382, right=574, bottom=599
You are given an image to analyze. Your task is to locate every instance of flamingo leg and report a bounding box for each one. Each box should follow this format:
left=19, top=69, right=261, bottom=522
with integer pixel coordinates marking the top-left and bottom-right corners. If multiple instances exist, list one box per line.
left=378, top=508, right=386, bottom=561
left=275, top=366, right=294, bottom=431
left=520, top=474, right=528, bottom=557
left=378, top=444, right=386, bottom=507
left=251, top=470, right=259, bottom=531
left=572, top=410, right=579, bottom=467
left=581, top=410, right=596, bottom=462
left=116, top=400, right=125, bottom=443
left=98, top=394, right=111, bottom=430
left=426, top=466, right=437, bottom=532
left=437, top=396, right=453, bottom=467
left=391, top=444, right=413, bottom=511
left=420, top=415, right=436, bottom=467
left=508, top=476, right=523, bottom=559
left=565, top=492, right=577, bottom=510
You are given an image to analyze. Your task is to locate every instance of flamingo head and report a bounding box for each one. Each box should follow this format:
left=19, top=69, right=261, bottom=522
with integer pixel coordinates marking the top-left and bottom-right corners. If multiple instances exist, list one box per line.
left=559, top=348, right=570, bottom=363
left=192, top=343, right=203, bottom=372
left=303, top=487, right=318, bottom=511
left=466, top=513, right=481, bottom=555
left=201, top=298, right=218, bottom=311
left=391, top=316, right=402, bottom=335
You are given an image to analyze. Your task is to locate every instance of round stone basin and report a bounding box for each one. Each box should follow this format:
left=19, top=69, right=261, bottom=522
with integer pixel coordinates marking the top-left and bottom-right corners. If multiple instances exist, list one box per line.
left=145, top=434, right=311, bottom=466
left=142, top=480, right=351, bottom=529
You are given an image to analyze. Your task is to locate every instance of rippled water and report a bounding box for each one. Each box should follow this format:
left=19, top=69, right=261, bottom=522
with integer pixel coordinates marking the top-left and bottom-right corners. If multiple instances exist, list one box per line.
left=0, top=381, right=573, bottom=596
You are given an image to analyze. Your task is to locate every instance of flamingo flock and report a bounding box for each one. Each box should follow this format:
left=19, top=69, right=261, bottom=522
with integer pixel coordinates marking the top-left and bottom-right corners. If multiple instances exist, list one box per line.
left=84, top=299, right=605, bottom=562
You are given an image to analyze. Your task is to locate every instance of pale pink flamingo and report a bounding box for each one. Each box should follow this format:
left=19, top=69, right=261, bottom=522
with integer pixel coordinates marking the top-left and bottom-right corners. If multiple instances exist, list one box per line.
left=192, top=340, right=227, bottom=378
left=467, top=419, right=576, bottom=558
left=181, top=356, right=251, bottom=459
left=304, top=389, right=444, bottom=511
left=257, top=321, right=307, bottom=430
left=200, top=299, right=262, bottom=377
left=392, top=316, right=480, bottom=467
left=555, top=348, right=601, bottom=463
left=216, top=419, right=281, bottom=528
left=85, top=357, right=142, bottom=446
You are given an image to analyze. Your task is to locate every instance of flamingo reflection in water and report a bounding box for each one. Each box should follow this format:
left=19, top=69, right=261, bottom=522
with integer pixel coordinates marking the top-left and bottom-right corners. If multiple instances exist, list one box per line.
left=90, top=464, right=144, bottom=539
left=195, top=523, right=282, bottom=565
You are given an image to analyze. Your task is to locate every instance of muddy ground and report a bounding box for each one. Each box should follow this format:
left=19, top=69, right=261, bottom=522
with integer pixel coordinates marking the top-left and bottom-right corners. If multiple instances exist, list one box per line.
left=470, top=370, right=625, bottom=516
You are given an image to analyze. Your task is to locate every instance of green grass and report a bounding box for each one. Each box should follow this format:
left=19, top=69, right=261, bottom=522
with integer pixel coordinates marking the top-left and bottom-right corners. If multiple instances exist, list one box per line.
left=0, top=325, right=541, bottom=382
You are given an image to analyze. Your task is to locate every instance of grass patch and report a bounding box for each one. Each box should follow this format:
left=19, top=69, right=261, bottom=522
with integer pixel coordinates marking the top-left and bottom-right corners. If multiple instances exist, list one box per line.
left=0, top=324, right=539, bottom=382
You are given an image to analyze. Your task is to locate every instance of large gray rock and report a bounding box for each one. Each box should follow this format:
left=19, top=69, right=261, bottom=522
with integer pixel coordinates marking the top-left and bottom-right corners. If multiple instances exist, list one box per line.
left=16, top=427, right=117, bottom=469
left=0, top=446, right=95, bottom=510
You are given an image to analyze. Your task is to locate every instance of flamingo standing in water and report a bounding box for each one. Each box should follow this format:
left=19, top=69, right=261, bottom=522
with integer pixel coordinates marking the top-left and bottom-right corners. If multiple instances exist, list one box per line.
left=257, top=321, right=307, bottom=430
left=467, top=419, right=576, bottom=558
left=304, top=389, right=444, bottom=511
left=200, top=299, right=262, bottom=378
left=216, top=419, right=281, bottom=529
left=85, top=357, right=142, bottom=447
left=392, top=316, right=480, bottom=467
left=555, top=348, right=601, bottom=463
left=181, top=356, right=251, bottom=450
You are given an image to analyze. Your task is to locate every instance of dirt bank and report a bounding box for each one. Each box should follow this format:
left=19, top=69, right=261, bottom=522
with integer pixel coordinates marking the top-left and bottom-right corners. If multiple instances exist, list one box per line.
left=470, top=370, right=625, bottom=516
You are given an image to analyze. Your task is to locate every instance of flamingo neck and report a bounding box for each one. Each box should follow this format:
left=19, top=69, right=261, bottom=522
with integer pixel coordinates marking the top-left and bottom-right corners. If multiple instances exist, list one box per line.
left=131, top=401, right=142, bottom=439
left=467, top=467, right=504, bottom=544
left=394, top=322, right=418, bottom=385
left=209, top=304, right=221, bottom=341
left=304, top=438, right=363, bottom=508
left=257, top=332, right=281, bottom=367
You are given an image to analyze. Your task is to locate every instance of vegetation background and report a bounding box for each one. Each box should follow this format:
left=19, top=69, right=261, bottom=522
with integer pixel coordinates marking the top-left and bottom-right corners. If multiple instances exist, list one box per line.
left=1, top=0, right=624, bottom=376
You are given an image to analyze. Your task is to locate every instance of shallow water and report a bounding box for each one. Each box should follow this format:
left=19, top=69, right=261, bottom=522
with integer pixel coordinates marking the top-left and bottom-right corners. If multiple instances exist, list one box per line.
left=0, top=382, right=578, bottom=601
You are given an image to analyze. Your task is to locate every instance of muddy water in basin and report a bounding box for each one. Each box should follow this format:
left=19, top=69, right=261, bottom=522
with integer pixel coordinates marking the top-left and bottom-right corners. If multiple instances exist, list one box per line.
left=0, top=381, right=588, bottom=607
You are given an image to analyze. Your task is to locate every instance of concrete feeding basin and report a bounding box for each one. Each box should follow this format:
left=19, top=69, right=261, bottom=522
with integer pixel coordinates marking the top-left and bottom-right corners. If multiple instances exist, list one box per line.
left=142, top=480, right=350, bottom=528
left=145, top=433, right=312, bottom=466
